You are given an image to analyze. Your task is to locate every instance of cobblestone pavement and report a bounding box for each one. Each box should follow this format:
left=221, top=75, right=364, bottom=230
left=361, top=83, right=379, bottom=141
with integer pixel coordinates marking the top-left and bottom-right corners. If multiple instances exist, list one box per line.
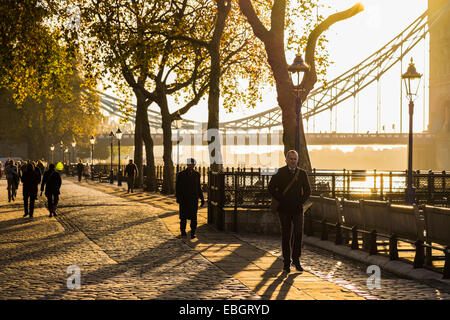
left=1, top=177, right=450, bottom=300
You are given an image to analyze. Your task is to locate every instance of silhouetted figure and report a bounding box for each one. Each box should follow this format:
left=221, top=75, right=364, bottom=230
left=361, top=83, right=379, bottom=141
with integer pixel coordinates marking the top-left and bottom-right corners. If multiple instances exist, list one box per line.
left=76, top=159, right=84, bottom=182
left=16, top=161, right=23, bottom=179
left=36, top=160, right=45, bottom=175
left=21, top=162, right=41, bottom=218
left=175, top=158, right=205, bottom=239
left=5, top=159, right=19, bottom=202
left=124, top=159, right=138, bottom=193
left=268, top=150, right=311, bottom=273
left=40, top=164, right=62, bottom=217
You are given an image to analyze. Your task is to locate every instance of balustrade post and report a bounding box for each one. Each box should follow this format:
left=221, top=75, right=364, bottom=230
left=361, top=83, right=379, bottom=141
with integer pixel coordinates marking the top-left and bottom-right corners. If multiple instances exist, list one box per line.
left=332, top=174, right=336, bottom=198
left=217, top=172, right=225, bottom=231
left=389, top=234, right=399, bottom=260
left=369, top=230, right=378, bottom=255
left=347, top=170, right=351, bottom=198
left=373, top=169, right=377, bottom=192
left=413, top=239, right=425, bottom=269
left=305, top=211, right=313, bottom=236
left=343, top=169, right=346, bottom=195
left=443, top=170, right=447, bottom=205
left=233, top=171, right=238, bottom=232
left=428, top=170, right=434, bottom=205
left=207, top=170, right=213, bottom=225
left=444, top=246, right=450, bottom=279
left=321, top=219, right=328, bottom=241
left=335, top=223, right=343, bottom=245
left=351, top=226, right=359, bottom=250
left=389, top=171, right=393, bottom=194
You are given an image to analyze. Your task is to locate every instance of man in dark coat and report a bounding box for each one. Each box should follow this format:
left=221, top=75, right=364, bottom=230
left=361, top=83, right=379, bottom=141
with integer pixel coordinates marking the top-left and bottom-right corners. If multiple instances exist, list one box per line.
left=40, top=163, right=62, bottom=217
left=268, top=150, right=311, bottom=273
left=76, top=159, right=84, bottom=182
left=175, top=158, right=205, bottom=239
left=5, top=159, right=19, bottom=202
left=124, top=159, right=138, bottom=193
left=21, top=162, right=41, bottom=218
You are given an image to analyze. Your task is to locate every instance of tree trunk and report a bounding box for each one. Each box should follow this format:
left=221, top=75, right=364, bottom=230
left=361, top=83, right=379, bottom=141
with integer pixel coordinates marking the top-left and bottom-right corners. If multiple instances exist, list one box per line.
left=156, top=91, right=175, bottom=195
left=206, top=0, right=230, bottom=173
left=136, top=92, right=157, bottom=191
left=207, top=47, right=223, bottom=173
left=134, top=105, right=144, bottom=187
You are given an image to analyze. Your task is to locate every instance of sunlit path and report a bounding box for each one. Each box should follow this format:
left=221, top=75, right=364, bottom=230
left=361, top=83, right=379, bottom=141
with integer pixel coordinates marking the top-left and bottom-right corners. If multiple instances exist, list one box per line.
left=2, top=177, right=447, bottom=300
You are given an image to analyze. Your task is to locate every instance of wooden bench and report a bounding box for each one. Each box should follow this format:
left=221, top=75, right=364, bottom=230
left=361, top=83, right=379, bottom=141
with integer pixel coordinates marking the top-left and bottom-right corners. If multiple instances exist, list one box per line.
left=423, top=205, right=450, bottom=278
left=361, top=200, right=424, bottom=261
left=341, top=199, right=364, bottom=249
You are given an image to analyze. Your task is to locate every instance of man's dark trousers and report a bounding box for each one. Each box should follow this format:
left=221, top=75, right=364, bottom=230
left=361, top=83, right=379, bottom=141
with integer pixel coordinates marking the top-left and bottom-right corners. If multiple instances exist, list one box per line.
left=278, top=211, right=303, bottom=265
left=180, top=215, right=197, bottom=235
left=23, top=193, right=35, bottom=217
left=127, top=177, right=135, bottom=193
left=78, top=173, right=82, bottom=182
left=47, top=193, right=59, bottom=213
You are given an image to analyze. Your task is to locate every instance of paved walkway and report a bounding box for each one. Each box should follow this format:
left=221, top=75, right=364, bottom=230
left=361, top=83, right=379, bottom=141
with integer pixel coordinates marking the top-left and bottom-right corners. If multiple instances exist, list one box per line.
left=0, top=177, right=449, bottom=300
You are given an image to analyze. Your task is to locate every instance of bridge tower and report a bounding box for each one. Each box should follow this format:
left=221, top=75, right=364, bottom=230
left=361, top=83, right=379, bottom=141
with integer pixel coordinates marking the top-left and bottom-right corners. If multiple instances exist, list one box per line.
left=423, top=0, right=450, bottom=169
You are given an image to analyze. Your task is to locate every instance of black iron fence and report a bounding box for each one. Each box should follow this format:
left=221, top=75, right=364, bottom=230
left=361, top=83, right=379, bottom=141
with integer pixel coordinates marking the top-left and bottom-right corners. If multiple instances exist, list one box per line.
left=68, top=164, right=450, bottom=206
left=207, top=169, right=450, bottom=209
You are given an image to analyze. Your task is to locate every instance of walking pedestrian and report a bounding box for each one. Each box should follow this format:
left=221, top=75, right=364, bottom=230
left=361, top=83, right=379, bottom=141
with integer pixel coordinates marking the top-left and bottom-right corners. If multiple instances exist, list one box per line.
left=83, top=162, right=90, bottom=181
left=40, top=163, right=62, bottom=217
left=76, top=159, right=84, bottom=182
left=175, top=158, right=205, bottom=239
left=21, top=162, right=41, bottom=218
left=124, top=159, right=138, bottom=193
left=268, top=150, right=311, bottom=273
left=0, top=160, right=3, bottom=180
left=5, top=159, right=19, bottom=202
left=36, top=160, right=45, bottom=175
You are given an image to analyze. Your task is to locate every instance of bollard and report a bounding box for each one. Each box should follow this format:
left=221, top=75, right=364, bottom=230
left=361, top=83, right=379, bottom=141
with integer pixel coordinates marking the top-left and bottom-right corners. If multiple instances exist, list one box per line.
left=351, top=226, right=359, bottom=250
left=321, top=219, right=328, bottom=241
left=369, top=230, right=378, bottom=255
left=413, top=239, right=425, bottom=269
left=389, top=234, right=399, bottom=260
left=335, top=223, right=343, bottom=245
left=444, top=246, right=450, bottom=279
left=305, top=211, right=313, bottom=237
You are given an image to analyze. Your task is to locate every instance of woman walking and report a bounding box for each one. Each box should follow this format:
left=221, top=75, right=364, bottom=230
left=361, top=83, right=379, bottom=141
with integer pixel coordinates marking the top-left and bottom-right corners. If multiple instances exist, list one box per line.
left=21, top=162, right=41, bottom=218
left=5, top=159, right=19, bottom=202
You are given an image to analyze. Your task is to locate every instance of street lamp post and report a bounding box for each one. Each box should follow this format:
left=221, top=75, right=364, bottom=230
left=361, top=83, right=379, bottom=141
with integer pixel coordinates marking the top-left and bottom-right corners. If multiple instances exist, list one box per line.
left=90, top=136, right=95, bottom=180
left=288, top=53, right=310, bottom=166
left=50, top=144, right=55, bottom=163
left=402, top=57, right=422, bottom=205
left=60, top=141, right=64, bottom=163
left=71, top=140, right=76, bottom=176
left=174, top=112, right=183, bottom=173
left=64, top=147, right=69, bottom=175
left=109, top=131, right=114, bottom=184
left=116, top=128, right=123, bottom=186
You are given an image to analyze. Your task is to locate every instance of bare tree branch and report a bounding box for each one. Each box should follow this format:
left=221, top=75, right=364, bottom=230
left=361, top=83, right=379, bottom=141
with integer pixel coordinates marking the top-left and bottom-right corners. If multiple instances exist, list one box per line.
left=303, top=3, right=364, bottom=89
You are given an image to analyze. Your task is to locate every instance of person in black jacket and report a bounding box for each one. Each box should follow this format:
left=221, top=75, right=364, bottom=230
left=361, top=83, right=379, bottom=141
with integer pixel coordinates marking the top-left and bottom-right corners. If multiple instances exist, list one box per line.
left=40, top=163, right=62, bottom=217
left=268, top=150, right=311, bottom=273
left=21, top=162, right=42, bottom=218
left=175, top=158, right=205, bottom=239
left=124, top=159, right=138, bottom=193
left=76, top=159, right=84, bottom=182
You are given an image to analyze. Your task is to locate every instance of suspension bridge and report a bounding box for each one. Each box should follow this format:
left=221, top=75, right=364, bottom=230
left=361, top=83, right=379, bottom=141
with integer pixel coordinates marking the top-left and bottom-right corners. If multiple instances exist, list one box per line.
left=93, top=2, right=450, bottom=169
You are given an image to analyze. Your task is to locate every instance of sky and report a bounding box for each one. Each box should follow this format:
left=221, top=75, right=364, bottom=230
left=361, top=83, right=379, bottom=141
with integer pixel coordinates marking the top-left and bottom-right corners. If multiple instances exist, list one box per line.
left=170, top=0, right=430, bottom=134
